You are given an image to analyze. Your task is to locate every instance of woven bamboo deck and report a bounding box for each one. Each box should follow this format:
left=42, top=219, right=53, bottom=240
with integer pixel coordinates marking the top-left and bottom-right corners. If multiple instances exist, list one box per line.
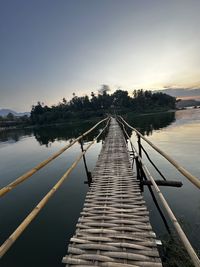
left=62, top=118, right=162, bottom=267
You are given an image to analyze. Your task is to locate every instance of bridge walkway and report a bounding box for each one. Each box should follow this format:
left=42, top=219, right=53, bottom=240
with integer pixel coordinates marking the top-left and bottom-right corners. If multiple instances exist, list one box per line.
left=62, top=118, right=162, bottom=267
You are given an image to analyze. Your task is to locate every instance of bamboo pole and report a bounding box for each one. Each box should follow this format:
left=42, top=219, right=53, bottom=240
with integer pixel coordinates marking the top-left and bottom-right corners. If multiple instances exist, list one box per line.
left=142, top=162, right=200, bottom=267
left=0, top=118, right=110, bottom=259
left=142, top=180, right=182, bottom=187
left=0, top=117, right=109, bottom=197
left=118, top=119, right=200, bottom=267
left=119, top=116, right=200, bottom=190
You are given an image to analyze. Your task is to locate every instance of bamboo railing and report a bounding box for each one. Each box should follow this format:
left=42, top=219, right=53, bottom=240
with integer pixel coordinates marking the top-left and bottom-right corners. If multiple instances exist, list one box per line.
left=0, top=118, right=110, bottom=259
left=119, top=116, right=200, bottom=189
left=118, top=118, right=200, bottom=267
left=0, top=117, right=109, bottom=197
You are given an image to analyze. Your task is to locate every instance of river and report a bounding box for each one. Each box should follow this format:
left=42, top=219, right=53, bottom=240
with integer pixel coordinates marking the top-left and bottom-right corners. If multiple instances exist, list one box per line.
left=0, top=108, right=199, bottom=267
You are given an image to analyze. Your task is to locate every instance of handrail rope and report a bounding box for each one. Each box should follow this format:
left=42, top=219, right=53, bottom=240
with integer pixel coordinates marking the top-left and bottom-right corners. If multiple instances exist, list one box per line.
left=118, top=118, right=200, bottom=267
left=118, top=116, right=167, bottom=181
left=119, top=116, right=200, bottom=189
left=117, top=118, right=172, bottom=233
left=140, top=143, right=167, bottom=181
left=0, top=118, right=111, bottom=259
left=0, top=117, right=109, bottom=197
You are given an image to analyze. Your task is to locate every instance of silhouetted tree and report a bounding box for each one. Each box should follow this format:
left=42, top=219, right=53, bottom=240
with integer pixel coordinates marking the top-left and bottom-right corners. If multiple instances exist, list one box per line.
left=7, top=113, right=14, bottom=120
left=98, top=84, right=110, bottom=95
left=30, top=88, right=176, bottom=124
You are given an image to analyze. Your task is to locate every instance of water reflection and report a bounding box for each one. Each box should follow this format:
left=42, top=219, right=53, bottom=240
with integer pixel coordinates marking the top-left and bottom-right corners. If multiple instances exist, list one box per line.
left=0, top=109, right=199, bottom=267
left=0, top=121, right=104, bottom=147
left=33, top=122, right=104, bottom=146
left=0, top=128, right=32, bottom=144
left=0, top=112, right=176, bottom=146
left=125, top=111, right=175, bottom=136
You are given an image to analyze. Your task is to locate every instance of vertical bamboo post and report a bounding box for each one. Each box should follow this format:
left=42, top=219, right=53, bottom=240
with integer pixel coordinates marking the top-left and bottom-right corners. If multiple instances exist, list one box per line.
left=80, top=139, right=92, bottom=186
left=135, top=156, right=141, bottom=181
left=137, top=134, right=142, bottom=158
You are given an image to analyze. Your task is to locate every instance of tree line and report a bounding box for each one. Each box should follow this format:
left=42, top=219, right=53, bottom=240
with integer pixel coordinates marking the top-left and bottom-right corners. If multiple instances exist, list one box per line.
left=30, top=86, right=176, bottom=125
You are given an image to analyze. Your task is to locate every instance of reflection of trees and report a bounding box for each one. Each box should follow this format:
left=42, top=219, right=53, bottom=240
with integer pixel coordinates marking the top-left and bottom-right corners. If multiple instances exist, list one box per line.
left=125, top=112, right=175, bottom=136
left=0, top=121, right=107, bottom=146
left=0, top=129, right=32, bottom=143
left=0, top=112, right=175, bottom=146
left=33, top=121, right=107, bottom=146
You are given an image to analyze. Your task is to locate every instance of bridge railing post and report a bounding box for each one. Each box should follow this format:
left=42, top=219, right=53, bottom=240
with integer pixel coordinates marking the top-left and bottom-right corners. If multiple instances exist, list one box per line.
left=80, top=139, right=92, bottom=186
left=135, top=156, right=146, bottom=191
left=137, top=134, right=142, bottom=158
left=135, top=156, right=140, bottom=180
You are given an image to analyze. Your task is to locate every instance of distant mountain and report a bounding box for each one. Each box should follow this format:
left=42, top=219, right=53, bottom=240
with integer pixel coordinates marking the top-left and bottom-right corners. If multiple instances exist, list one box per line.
left=0, top=109, right=30, bottom=117
left=154, top=88, right=200, bottom=108
left=156, top=88, right=200, bottom=99
left=176, top=99, right=200, bottom=108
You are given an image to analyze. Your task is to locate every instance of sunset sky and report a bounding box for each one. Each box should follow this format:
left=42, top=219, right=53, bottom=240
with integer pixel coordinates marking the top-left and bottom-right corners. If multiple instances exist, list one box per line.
left=1, top=0, right=200, bottom=111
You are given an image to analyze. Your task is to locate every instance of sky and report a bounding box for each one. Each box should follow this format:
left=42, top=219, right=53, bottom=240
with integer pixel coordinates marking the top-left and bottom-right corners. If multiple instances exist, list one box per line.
left=0, top=0, right=200, bottom=111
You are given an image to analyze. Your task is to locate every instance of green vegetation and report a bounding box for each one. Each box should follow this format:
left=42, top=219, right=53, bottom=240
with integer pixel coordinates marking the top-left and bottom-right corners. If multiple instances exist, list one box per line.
left=30, top=87, right=176, bottom=125
left=0, top=87, right=176, bottom=128
left=162, top=234, right=198, bottom=267
left=0, top=113, right=29, bottom=128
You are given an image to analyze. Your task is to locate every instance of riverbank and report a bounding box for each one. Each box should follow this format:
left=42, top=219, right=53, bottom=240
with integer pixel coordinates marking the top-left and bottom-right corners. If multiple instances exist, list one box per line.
left=0, top=108, right=176, bottom=132
left=0, top=115, right=104, bottom=132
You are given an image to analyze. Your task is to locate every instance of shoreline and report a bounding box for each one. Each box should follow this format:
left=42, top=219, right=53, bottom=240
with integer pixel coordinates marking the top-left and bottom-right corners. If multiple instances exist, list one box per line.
left=0, top=108, right=185, bottom=132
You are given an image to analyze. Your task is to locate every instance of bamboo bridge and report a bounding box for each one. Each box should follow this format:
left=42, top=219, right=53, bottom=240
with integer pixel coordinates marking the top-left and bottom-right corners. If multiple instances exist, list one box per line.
left=0, top=116, right=200, bottom=266
left=62, top=118, right=162, bottom=266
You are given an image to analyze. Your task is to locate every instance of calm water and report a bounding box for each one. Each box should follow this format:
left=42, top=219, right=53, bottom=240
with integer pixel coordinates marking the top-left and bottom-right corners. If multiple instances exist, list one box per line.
left=0, top=109, right=200, bottom=266
left=128, top=109, right=200, bottom=253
